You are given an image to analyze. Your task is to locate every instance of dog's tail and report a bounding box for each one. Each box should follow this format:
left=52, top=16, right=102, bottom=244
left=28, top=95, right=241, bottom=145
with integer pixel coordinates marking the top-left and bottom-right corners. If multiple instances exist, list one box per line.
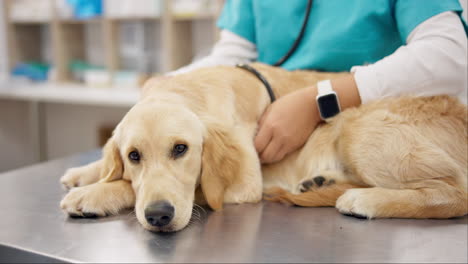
left=263, top=183, right=363, bottom=207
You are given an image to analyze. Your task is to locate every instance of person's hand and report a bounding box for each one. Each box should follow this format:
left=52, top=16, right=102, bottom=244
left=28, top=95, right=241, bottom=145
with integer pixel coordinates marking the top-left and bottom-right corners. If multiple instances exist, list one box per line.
left=255, top=86, right=321, bottom=164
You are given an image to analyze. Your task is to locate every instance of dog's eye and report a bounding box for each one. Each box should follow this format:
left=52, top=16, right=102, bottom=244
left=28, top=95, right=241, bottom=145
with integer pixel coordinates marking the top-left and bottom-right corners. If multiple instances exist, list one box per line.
left=128, top=151, right=141, bottom=162
left=172, top=144, right=188, bottom=158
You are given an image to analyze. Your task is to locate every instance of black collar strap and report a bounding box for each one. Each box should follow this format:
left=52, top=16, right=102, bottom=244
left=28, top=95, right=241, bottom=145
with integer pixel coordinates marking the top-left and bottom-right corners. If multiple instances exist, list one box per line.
left=236, top=64, right=276, bottom=103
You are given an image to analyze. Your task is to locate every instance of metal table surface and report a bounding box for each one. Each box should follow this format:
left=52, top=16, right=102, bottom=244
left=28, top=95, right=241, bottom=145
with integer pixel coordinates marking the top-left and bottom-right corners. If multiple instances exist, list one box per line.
left=0, top=150, right=467, bottom=263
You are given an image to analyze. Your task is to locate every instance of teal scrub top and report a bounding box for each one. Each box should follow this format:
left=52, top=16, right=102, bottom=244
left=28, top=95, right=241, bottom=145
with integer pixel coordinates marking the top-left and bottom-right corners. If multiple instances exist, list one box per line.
left=217, top=0, right=467, bottom=72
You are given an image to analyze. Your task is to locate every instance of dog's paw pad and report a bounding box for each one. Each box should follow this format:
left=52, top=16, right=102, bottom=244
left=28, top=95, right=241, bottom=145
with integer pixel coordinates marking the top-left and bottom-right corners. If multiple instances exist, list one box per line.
left=69, top=213, right=82, bottom=218
left=69, top=212, right=99, bottom=218
left=82, top=212, right=99, bottom=218
left=313, top=176, right=326, bottom=187
left=342, top=212, right=368, bottom=220
left=299, top=180, right=314, bottom=192
left=299, top=176, right=335, bottom=192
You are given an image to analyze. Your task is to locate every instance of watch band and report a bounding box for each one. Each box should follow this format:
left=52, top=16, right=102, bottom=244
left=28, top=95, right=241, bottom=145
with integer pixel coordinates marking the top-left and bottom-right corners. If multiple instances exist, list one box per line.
left=316, top=79, right=341, bottom=121
left=317, top=80, right=333, bottom=95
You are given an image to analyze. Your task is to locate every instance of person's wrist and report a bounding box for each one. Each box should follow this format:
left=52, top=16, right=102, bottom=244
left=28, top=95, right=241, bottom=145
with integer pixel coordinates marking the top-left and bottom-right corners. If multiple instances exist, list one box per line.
left=304, top=86, right=321, bottom=125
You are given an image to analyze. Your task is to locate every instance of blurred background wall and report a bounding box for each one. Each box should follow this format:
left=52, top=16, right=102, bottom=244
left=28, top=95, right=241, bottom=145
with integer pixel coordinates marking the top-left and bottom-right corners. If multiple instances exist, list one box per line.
left=0, top=0, right=223, bottom=172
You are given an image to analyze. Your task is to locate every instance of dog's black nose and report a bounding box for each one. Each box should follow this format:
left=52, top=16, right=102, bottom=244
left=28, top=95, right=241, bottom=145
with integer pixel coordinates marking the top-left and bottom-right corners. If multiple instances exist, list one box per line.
left=144, top=200, right=175, bottom=227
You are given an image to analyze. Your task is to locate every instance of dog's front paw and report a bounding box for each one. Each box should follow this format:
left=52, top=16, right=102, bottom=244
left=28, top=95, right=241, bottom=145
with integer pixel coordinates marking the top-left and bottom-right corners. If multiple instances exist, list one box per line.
left=60, top=162, right=101, bottom=190
left=60, top=181, right=135, bottom=218
left=335, top=188, right=377, bottom=219
left=60, top=184, right=109, bottom=218
left=60, top=167, right=84, bottom=190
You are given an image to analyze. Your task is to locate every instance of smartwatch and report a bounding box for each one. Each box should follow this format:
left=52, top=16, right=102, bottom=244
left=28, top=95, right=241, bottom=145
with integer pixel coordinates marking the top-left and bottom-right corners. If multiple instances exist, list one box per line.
left=316, top=80, right=341, bottom=120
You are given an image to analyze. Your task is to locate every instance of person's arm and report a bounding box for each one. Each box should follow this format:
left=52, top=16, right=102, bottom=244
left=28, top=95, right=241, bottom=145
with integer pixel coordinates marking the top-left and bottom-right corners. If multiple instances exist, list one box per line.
left=167, top=30, right=258, bottom=76
left=255, top=11, right=467, bottom=164
left=352, top=11, right=467, bottom=105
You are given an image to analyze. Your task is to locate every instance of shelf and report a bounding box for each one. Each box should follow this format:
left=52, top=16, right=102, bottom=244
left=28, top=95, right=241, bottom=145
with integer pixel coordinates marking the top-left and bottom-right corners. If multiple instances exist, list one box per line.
left=107, top=16, right=162, bottom=22
left=10, top=15, right=214, bottom=24
left=0, top=81, right=140, bottom=107
left=58, top=17, right=103, bottom=24
left=3, top=0, right=223, bottom=81
left=173, top=13, right=216, bottom=21
left=10, top=19, right=51, bottom=25
left=9, top=15, right=215, bottom=24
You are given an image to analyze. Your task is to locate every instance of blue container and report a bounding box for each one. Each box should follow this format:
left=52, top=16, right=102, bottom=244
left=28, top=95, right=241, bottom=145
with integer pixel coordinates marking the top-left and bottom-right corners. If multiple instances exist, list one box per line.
left=66, top=0, right=103, bottom=19
left=12, top=62, right=50, bottom=82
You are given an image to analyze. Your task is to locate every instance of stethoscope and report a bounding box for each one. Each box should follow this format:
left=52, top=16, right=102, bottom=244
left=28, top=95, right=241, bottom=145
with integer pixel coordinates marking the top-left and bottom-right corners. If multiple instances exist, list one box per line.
left=273, top=0, right=313, bottom=66
left=236, top=0, right=313, bottom=102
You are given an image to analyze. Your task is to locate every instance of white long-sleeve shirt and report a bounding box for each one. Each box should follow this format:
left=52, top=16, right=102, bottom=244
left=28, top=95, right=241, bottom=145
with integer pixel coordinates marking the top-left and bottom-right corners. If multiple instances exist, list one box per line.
left=170, top=12, right=467, bottom=105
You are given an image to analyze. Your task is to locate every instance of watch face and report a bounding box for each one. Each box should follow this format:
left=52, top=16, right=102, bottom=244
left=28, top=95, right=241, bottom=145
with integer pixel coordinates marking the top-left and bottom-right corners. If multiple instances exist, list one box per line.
left=317, top=93, right=340, bottom=119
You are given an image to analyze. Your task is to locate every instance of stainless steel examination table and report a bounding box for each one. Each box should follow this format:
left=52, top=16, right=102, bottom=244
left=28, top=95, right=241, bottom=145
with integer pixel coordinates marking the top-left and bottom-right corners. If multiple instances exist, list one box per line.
left=0, top=150, right=467, bottom=263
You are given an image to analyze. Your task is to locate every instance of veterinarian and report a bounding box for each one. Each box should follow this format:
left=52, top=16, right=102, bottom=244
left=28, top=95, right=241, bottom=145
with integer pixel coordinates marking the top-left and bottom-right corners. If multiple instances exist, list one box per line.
left=169, top=0, right=468, bottom=164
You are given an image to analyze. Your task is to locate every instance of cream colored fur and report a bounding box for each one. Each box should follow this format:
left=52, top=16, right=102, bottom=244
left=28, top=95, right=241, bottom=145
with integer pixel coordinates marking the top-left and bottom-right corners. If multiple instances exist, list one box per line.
left=60, top=64, right=467, bottom=232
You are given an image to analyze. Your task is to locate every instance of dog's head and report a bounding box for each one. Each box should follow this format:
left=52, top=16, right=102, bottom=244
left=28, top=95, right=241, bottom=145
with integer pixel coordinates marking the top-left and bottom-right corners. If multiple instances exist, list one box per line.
left=99, top=100, right=243, bottom=232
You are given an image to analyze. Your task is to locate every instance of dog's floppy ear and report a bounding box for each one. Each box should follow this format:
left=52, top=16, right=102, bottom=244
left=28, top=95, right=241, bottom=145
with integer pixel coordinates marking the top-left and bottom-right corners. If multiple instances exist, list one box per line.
left=98, top=137, right=123, bottom=183
left=201, top=123, right=243, bottom=211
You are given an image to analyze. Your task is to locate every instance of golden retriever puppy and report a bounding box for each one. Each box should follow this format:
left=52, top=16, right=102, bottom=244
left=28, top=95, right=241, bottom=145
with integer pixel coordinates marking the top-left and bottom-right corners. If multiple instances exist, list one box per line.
left=60, top=63, right=467, bottom=232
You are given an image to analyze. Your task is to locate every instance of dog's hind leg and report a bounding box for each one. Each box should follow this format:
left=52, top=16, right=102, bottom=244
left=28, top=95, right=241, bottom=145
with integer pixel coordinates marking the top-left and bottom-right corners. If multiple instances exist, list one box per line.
left=263, top=183, right=364, bottom=207
left=336, top=139, right=467, bottom=219
left=335, top=114, right=467, bottom=219
left=336, top=181, right=467, bottom=219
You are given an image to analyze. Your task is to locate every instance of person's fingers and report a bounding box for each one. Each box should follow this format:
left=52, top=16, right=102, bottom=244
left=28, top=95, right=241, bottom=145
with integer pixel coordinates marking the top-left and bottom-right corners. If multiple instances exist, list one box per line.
left=254, top=106, right=273, bottom=154
left=254, top=122, right=273, bottom=154
left=259, top=135, right=284, bottom=164
left=257, top=105, right=271, bottom=128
